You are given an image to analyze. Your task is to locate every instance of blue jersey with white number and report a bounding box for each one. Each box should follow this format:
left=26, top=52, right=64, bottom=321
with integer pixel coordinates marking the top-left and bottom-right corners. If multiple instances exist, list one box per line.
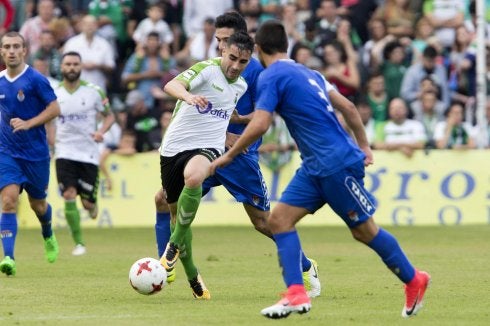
left=227, top=57, right=263, bottom=157
left=0, top=65, right=57, bottom=161
left=255, top=59, right=364, bottom=177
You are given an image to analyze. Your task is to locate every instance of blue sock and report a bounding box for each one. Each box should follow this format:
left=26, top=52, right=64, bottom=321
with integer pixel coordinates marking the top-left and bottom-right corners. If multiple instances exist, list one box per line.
left=368, top=228, right=415, bottom=283
left=0, top=213, right=17, bottom=259
left=301, top=251, right=311, bottom=272
left=273, top=230, right=303, bottom=287
left=36, top=204, right=53, bottom=239
left=155, top=212, right=171, bottom=257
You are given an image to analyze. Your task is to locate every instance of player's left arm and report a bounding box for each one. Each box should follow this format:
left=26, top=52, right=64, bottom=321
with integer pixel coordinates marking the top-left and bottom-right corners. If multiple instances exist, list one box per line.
left=10, top=100, right=61, bottom=132
left=328, top=90, right=373, bottom=166
left=93, top=91, right=115, bottom=142
left=93, top=111, right=115, bottom=143
left=210, top=109, right=272, bottom=174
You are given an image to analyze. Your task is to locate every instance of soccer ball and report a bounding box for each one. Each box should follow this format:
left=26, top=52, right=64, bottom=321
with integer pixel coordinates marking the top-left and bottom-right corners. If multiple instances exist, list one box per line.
left=129, top=257, right=167, bottom=295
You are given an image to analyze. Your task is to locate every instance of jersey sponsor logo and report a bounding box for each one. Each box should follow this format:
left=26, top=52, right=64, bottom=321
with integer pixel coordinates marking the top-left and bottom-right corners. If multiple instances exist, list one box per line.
left=17, top=90, right=25, bottom=102
left=59, top=113, right=88, bottom=123
left=345, top=176, right=375, bottom=216
left=195, top=102, right=230, bottom=120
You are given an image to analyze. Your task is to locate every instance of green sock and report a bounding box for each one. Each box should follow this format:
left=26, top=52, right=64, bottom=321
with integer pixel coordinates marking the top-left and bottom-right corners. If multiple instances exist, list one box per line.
left=179, top=228, right=198, bottom=280
left=170, top=186, right=202, bottom=245
left=65, top=200, right=83, bottom=245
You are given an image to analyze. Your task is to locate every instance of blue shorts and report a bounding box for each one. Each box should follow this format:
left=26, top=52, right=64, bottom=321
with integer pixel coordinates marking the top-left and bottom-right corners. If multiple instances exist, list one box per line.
left=0, top=153, right=50, bottom=200
left=203, top=153, right=270, bottom=211
left=280, top=160, right=377, bottom=228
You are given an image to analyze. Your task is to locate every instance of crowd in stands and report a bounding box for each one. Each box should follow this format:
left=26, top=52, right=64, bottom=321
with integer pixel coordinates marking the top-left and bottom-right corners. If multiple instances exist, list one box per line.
left=1, top=0, right=490, bottom=159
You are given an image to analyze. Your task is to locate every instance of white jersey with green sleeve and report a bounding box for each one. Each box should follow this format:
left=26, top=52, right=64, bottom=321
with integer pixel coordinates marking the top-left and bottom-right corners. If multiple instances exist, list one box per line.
left=160, top=58, right=247, bottom=156
left=54, top=80, right=111, bottom=165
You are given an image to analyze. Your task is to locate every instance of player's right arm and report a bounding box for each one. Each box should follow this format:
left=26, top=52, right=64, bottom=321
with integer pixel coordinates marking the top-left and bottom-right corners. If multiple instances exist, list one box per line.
left=10, top=100, right=61, bottom=132
left=328, top=90, right=373, bottom=166
left=163, top=78, right=208, bottom=108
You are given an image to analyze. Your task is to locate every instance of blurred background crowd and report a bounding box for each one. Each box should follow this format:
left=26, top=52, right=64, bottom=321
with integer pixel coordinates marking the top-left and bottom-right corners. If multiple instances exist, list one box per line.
left=1, top=0, right=490, bottom=166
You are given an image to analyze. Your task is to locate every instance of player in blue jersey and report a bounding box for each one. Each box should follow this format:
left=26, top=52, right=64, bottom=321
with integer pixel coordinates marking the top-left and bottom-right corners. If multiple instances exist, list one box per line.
left=210, top=20, right=431, bottom=319
left=153, top=12, right=321, bottom=298
left=0, top=32, right=61, bottom=276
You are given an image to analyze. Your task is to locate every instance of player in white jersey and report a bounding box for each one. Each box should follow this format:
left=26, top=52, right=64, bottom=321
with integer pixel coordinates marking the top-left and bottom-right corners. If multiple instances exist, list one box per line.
left=159, top=32, right=254, bottom=299
left=52, top=51, right=114, bottom=256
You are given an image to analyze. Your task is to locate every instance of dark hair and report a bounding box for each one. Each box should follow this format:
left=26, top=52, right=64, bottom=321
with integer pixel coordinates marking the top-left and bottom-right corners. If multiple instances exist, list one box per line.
left=325, top=39, right=347, bottom=62
left=290, top=42, right=311, bottom=61
left=215, top=11, right=247, bottom=33
left=204, top=17, right=215, bottom=25
left=227, top=31, right=254, bottom=54
left=383, top=40, right=403, bottom=61
left=1, top=31, right=26, bottom=48
left=423, top=45, right=438, bottom=59
left=61, top=51, right=82, bottom=61
left=255, top=20, right=288, bottom=55
left=147, top=31, right=160, bottom=39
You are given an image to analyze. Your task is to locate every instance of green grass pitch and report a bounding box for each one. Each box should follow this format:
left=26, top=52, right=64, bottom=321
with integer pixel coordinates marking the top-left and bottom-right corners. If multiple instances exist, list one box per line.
left=1, top=225, right=489, bottom=325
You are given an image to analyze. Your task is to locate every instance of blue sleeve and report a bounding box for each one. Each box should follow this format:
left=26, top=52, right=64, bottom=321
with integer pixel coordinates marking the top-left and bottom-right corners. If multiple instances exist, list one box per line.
left=255, top=69, right=279, bottom=114
left=35, top=74, right=57, bottom=107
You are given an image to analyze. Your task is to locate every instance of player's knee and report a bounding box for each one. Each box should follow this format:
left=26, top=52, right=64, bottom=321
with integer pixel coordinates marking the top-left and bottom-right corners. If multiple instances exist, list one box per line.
left=1, top=195, right=18, bottom=212
left=154, top=189, right=169, bottom=211
left=350, top=220, right=378, bottom=244
left=250, top=215, right=273, bottom=238
left=62, top=188, right=77, bottom=201
left=30, top=201, right=48, bottom=216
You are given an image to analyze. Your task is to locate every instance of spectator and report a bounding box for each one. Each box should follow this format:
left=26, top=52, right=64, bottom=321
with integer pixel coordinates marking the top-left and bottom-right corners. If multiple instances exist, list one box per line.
left=357, top=100, right=377, bottom=146
left=315, top=0, right=340, bottom=49
left=122, top=31, right=172, bottom=110
left=366, top=72, right=389, bottom=124
left=132, top=3, right=173, bottom=51
left=400, top=45, right=450, bottom=109
left=258, top=0, right=281, bottom=23
left=29, top=29, right=61, bottom=80
left=336, top=0, right=379, bottom=44
left=290, top=43, right=322, bottom=69
left=322, top=40, right=360, bottom=102
left=411, top=90, right=445, bottom=149
left=124, top=90, right=160, bottom=152
left=88, top=0, right=133, bottom=60
left=410, top=17, right=435, bottom=64
left=182, top=0, right=233, bottom=38
left=175, top=17, right=218, bottom=65
left=423, top=0, right=465, bottom=50
left=281, top=2, right=304, bottom=55
left=448, top=25, right=476, bottom=106
left=63, top=14, right=115, bottom=91
left=0, top=0, right=14, bottom=36
left=31, top=56, right=59, bottom=88
left=259, top=113, right=296, bottom=200
left=434, top=102, right=477, bottom=150
left=380, top=40, right=408, bottom=101
left=239, top=0, right=262, bottom=32
left=373, top=0, right=415, bottom=38
left=362, top=18, right=395, bottom=72
left=374, top=97, right=426, bottom=158
left=20, top=0, right=58, bottom=55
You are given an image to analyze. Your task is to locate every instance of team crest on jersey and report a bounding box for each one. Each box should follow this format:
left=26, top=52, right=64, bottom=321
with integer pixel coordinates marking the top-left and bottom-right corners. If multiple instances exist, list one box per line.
left=17, top=90, right=25, bottom=102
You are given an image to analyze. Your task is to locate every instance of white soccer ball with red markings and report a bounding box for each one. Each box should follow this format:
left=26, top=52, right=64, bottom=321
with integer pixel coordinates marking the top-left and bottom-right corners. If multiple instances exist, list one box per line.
left=129, top=257, right=167, bottom=295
